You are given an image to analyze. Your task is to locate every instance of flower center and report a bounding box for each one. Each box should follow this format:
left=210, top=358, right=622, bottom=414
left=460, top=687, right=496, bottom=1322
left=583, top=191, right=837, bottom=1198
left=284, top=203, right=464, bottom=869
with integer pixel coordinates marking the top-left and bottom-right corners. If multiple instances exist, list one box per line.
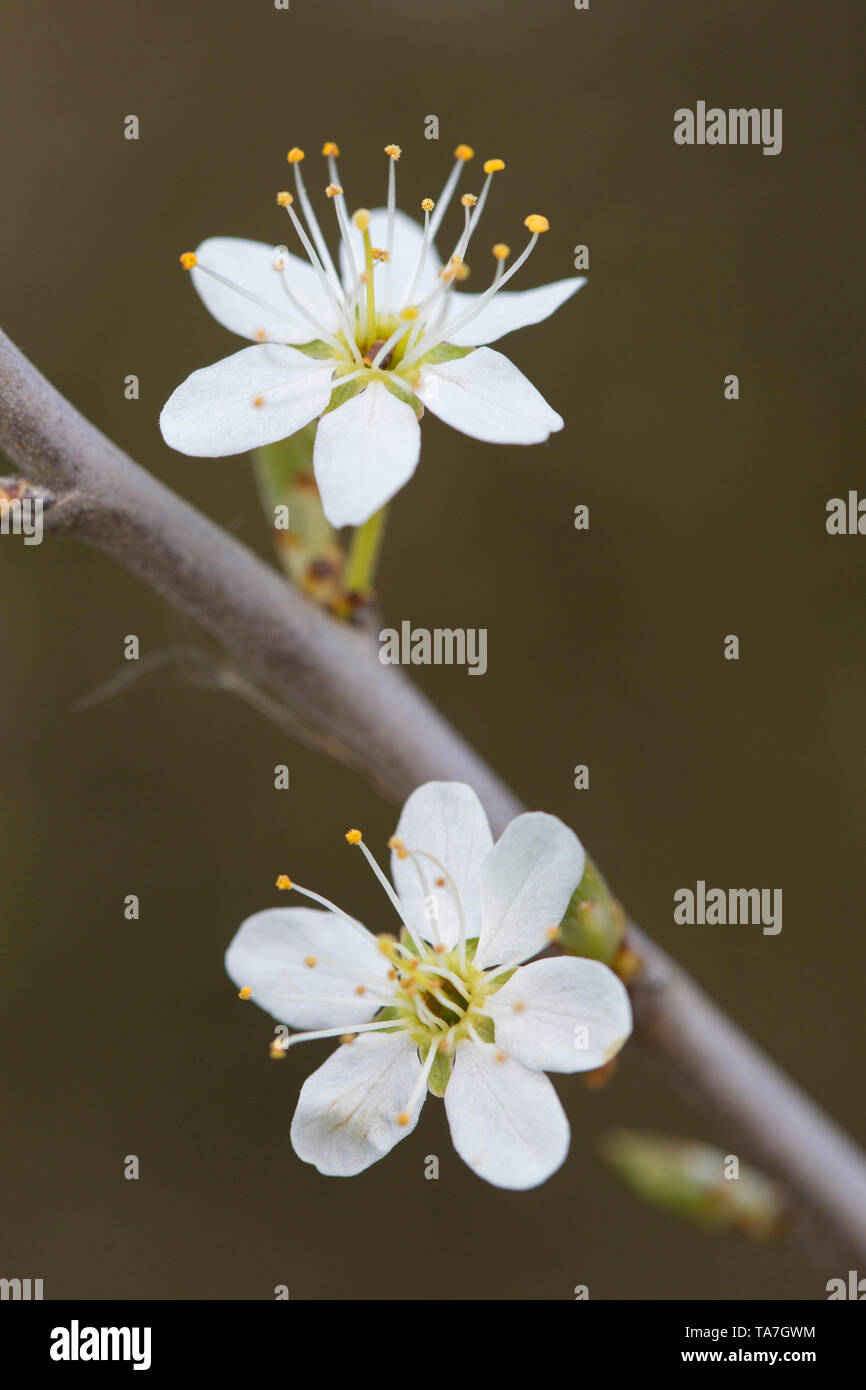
left=257, top=830, right=519, bottom=1121
left=381, top=938, right=491, bottom=1050
left=421, top=977, right=467, bottom=1027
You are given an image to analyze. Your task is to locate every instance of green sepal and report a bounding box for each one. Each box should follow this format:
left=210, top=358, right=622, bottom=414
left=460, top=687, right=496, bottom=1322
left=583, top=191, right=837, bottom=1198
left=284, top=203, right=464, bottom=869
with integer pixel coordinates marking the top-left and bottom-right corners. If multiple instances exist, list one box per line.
left=400, top=928, right=424, bottom=956
left=323, top=376, right=367, bottom=414
left=428, top=1048, right=453, bottom=1097
left=373, top=1005, right=405, bottom=1032
left=420, top=342, right=474, bottom=364
left=382, top=378, right=422, bottom=412
left=473, top=1015, right=495, bottom=1045
left=482, top=967, right=516, bottom=994
left=295, top=340, right=338, bottom=360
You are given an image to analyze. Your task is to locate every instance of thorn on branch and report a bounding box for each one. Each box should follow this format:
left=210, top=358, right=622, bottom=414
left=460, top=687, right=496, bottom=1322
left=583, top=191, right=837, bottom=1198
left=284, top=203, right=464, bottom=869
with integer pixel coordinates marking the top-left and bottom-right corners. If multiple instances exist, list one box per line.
left=0, top=475, right=57, bottom=509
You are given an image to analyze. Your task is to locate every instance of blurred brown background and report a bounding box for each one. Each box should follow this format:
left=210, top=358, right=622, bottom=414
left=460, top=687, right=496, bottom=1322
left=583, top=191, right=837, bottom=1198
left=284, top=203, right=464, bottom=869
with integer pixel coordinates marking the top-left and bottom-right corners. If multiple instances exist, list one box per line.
left=1, top=0, right=863, bottom=1299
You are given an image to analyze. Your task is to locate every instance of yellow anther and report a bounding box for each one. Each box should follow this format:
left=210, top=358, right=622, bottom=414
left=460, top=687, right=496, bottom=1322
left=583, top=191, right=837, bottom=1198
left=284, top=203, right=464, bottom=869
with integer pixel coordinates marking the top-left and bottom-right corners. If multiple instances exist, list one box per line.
left=460, top=193, right=478, bottom=207
left=276, top=190, right=294, bottom=207
left=304, top=955, right=318, bottom=968
left=354, top=986, right=366, bottom=996
left=238, top=986, right=252, bottom=1000
left=269, top=1040, right=286, bottom=1060
left=524, top=214, right=550, bottom=234
left=252, top=395, right=265, bottom=408
left=387, top=968, right=398, bottom=981
left=354, top=208, right=371, bottom=231
left=483, top=158, right=505, bottom=173
left=450, top=253, right=463, bottom=265
left=408, top=957, right=420, bottom=971
left=440, top=266, right=457, bottom=282
left=384, top=144, right=402, bottom=160
left=287, top=147, right=305, bottom=164
left=322, top=141, right=340, bottom=157
left=179, top=252, right=197, bottom=270
left=454, top=144, right=474, bottom=161
left=495, top=1050, right=507, bottom=1063
left=396, top=1112, right=411, bottom=1127
left=378, top=934, right=397, bottom=958
left=275, top=874, right=292, bottom=890
left=371, top=247, right=390, bottom=262
left=345, top=828, right=363, bottom=844
left=325, top=183, right=343, bottom=198
left=454, top=264, right=470, bottom=282
left=492, top=242, right=510, bottom=260
left=389, top=835, right=410, bottom=855
left=512, top=1001, right=525, bottom=1013
left=254, top=329, right=267, bottom=342
left=340, top=1033, right=357, bottom=1045
left=421, top=197, right=434, bottom=213
left=545, top=925, right=560, bottom=941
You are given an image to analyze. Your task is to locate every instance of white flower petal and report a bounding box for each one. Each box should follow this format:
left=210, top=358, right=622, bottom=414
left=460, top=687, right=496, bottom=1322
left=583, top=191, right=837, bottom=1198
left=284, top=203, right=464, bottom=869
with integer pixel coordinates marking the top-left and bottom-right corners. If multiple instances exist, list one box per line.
left=160, top=344, right=335, bottom=457
left=191, top=237, right=338, bottom=343
left=290, top=1032, right=424, bottom=1176
left=475, top=812, right=585, bottom=969
left=444, top=1039, right=569, bottom=1189
left=390, top=782, right=493, bottom=950
left=313, top=380, right=421, bottom=527
left=224, top=907, right=390, bottom=1030
left=486, top=957, right=633, bottom=1073
left=444, top=277, right=587, bottom=347
left=416, top=348, right=563, bottom=445
left=339, top=208, right=442, bottom=308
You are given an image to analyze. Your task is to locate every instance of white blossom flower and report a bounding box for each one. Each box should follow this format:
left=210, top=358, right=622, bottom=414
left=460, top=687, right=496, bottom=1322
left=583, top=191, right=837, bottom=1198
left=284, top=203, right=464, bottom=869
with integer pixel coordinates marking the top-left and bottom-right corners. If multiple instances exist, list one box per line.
left=225, top=781, right=632, bottom=1190
left=161, top=142, right=586, bottom=527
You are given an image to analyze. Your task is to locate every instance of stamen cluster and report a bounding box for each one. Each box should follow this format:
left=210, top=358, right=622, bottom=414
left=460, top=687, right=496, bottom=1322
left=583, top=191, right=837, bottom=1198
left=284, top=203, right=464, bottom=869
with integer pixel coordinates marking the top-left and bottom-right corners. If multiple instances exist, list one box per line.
left=180, top=141, right=552, bottom=401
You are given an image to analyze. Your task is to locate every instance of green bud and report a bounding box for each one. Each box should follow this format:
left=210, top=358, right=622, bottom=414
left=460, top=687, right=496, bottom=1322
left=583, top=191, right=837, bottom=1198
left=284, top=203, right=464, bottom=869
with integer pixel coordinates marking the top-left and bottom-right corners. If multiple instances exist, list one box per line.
left=599, top=1130, right=790, bottom=1242
left=558, top=857, right=627, bottom=965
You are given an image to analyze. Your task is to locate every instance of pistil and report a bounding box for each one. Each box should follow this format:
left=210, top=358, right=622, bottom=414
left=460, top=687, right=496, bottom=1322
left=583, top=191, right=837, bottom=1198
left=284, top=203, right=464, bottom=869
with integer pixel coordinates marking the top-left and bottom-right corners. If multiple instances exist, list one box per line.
left=354, top=210, right=377, bottom=346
